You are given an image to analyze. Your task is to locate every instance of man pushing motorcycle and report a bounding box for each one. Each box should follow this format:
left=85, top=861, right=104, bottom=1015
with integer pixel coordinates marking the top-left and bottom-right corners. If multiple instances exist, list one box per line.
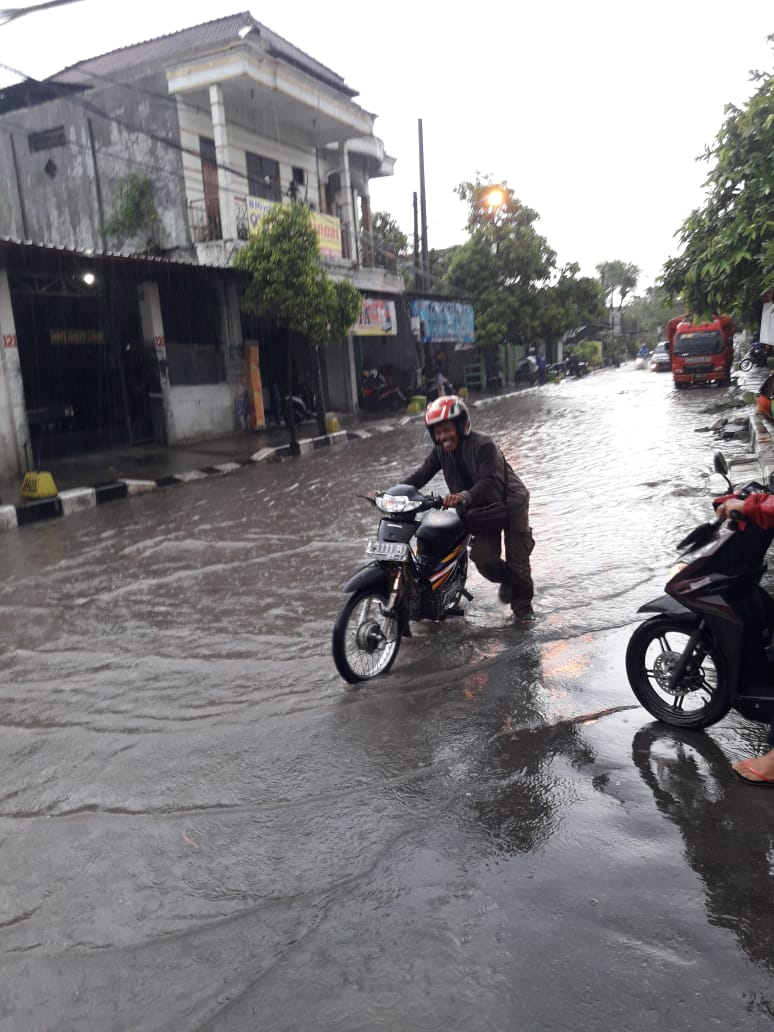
left=401, top=395, right=535, bottom=623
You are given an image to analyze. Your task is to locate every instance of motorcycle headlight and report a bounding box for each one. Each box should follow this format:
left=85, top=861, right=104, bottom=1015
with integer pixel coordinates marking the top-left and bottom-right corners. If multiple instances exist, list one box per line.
left=376, top=493, right=422, bottom=514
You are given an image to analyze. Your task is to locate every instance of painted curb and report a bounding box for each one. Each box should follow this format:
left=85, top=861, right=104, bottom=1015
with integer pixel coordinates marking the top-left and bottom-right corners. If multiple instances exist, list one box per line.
left=0, top=426, right=381, bottom=534
left=59, top=488, right=97, bottom=516
left=0, top=505, right=17, bottom=530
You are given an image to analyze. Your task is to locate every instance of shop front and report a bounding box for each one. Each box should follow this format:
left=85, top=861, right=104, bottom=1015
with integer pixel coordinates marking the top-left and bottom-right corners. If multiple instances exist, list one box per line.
left=0, top=241, right=241, bottom=478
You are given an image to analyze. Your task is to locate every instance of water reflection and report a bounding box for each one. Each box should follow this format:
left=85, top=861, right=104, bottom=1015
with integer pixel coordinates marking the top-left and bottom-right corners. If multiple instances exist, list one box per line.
left=631, top=724, right=774, bottom=972
left=333, top=637, right=605, bottom=860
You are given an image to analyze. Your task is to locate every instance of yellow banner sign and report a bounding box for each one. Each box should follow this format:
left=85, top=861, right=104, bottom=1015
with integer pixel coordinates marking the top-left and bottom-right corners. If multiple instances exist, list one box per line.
left=247, top=196, right=342, bottom=258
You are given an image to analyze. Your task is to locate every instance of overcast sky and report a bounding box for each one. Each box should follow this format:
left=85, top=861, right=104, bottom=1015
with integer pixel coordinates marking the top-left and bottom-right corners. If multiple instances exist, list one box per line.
left=1, top=0, right=772, bottom=292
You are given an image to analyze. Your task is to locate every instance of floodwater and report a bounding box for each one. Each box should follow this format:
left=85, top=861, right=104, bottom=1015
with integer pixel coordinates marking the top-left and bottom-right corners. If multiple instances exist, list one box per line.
left=2, top=365, right=774, bottom=1030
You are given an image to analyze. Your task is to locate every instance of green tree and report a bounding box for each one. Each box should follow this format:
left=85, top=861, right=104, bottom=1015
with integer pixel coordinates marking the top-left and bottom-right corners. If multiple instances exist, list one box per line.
left=371, top=211, right=408, bottom=263
left=104, top=172, right=161, bottom=252
left=530, top=263, right=606, bottom=347
left=661, top=44, right=774, bottom=324
left=444, top=177, right=556, bottom=350
left=596, top=259, right=640, bottom=331
left=621, top=285, right=685, bottom=341
left=234, top=202, right=361, bottom=450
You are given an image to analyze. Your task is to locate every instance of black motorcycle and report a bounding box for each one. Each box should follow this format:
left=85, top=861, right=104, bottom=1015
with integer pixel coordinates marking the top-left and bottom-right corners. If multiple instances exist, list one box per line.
left=332, top=484, right=471, bottom=683
left=739, top=341, right=774, bottom=372
left=361, top=370, right=407, bottom=412
left=625, top=452, right=774, bottom=729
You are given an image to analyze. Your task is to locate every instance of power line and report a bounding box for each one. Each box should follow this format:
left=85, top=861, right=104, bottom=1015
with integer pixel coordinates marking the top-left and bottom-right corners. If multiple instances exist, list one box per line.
left=0, top=0, right=84, bottom=26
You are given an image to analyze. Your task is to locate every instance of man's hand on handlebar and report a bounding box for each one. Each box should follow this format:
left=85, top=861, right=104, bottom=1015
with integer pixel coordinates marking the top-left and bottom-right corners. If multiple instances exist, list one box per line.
left=443, top=493, right=466, bottom=509
left=715, top=497, right=745, bottom=520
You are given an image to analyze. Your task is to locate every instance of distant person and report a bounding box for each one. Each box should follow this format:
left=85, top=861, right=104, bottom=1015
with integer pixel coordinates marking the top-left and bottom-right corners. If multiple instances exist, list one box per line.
left=536, top=352, right=547, bottom=385
left=434, top=361, right=453, bottom=398
left=489, top=355, right=504, bottom=390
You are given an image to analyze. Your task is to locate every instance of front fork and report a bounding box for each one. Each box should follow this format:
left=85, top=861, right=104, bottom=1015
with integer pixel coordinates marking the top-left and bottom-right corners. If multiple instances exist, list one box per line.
left=382, top=566, right=411, bottom=638
left=667, top=621, right=707, bottom=693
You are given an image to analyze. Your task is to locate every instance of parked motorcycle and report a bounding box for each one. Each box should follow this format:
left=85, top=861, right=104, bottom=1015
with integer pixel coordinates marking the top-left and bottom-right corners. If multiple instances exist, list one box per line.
left=739, top=341, right=774, bottom=372
left=361, top=369, right=407, bottom=412
left=565, top=353, right=589, bottom=378
left=283, top=384, right=317, bottom=427
left=332, top=484, right=472, bottom=683
left=625, top=452, right=774, bottom=729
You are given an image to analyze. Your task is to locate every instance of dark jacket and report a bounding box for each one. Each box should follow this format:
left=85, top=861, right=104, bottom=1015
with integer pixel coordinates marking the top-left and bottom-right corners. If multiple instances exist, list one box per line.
left=404, top=429, right=529, bottom=512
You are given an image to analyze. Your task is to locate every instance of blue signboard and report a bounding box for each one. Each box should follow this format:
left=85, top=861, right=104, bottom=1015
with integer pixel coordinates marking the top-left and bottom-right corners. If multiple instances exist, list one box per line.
left=409, top=299, right=475, bottom=344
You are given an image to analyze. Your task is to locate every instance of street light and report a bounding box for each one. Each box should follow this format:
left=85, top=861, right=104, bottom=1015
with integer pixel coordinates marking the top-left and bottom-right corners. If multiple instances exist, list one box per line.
left=483, top=187, right=505, bottom=212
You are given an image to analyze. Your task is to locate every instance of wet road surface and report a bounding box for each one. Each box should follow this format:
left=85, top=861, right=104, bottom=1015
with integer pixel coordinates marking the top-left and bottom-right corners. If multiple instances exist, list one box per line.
left=2, top=365, right=774, bottom=1030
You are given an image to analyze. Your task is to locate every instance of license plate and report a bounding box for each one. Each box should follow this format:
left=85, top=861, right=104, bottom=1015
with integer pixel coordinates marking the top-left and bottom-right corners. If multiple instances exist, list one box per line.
left=365, top=540, right=409, bottom=560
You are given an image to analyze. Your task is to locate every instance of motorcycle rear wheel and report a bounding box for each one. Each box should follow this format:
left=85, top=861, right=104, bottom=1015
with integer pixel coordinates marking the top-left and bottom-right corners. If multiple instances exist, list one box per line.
left=740, top=357, right=753, bottom=372
left=332, top=589, right=401, bottom=683
left=625, top=616, right=731, bottom=728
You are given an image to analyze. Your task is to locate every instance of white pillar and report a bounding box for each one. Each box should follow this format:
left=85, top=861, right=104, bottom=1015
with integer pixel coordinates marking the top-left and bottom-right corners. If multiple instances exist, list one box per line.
left=346, top=333, right=359, bottom=412
left=339, top=142, right=358, bottom=263
left=138, top=280, right=177, bottom=445
left=0, top=270, right=30, bottom=479
left=210, top=83, right=236, bottom=241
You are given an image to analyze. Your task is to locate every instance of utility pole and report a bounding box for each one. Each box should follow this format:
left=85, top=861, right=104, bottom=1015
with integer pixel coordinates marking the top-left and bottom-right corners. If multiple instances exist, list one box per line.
left=418, top=119, right=429, bottom=292
left=413, top=192, right=420, bottom=291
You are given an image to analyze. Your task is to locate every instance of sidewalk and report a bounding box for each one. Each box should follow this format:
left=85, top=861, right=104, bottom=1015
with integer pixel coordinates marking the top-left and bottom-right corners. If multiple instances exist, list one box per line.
left=0, top=410, right=401, bottom=532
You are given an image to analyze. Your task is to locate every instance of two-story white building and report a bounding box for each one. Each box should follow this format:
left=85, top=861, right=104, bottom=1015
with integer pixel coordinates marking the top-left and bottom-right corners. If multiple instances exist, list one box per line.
left=0, top=12, right=409, bottom=479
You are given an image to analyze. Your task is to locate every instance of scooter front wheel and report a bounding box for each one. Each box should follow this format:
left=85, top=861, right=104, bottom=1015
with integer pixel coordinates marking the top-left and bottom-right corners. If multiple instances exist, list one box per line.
left=625, top=616, right=731, bottom=728
left=740, top=358, right=753, bottom=372
left=332, top=589, right=401, bottom=683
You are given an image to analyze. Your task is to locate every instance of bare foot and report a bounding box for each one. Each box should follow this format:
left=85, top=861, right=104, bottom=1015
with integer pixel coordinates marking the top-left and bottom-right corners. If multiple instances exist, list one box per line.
left=732, top=753, right=774, bottom=784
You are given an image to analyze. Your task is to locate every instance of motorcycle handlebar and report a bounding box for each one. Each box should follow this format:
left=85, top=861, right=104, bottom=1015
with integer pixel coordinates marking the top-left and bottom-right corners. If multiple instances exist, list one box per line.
left=364, top=491, right=444, bottom=512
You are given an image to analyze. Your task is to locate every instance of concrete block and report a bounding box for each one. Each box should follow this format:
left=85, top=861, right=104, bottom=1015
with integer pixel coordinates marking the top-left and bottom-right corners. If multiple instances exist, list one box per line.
left=250, top=448, right=279, bottom=462
left=59, top=488, right=97, bottom=516
left=95, top=482, right=129, bottom=504
left=15, top=497, right=63, bottom=525
left=121, top=479, right=158, bottom=495
left=175, top=470, right=209, bottom=483
left=0, top=505, right=18, bottom=531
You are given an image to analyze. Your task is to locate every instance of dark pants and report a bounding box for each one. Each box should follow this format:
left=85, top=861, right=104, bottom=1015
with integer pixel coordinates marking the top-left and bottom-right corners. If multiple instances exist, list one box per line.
left=469, top=505, right=534, bottom=613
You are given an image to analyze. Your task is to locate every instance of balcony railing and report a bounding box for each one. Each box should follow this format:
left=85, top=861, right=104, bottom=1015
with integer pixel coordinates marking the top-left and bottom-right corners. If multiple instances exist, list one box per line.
left=188, top=198, right=397, bottom=275
left=356, top=232, right=398, bottom=274
left=188, top=199, right=221, bottom=243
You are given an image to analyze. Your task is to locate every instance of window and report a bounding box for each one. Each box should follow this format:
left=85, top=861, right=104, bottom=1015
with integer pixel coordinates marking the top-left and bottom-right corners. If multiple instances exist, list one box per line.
left=199, top=136, right=221, bottom=237
left=246, top=152, right=280, bottom=201
left=288, top=166, right=306, bottom=201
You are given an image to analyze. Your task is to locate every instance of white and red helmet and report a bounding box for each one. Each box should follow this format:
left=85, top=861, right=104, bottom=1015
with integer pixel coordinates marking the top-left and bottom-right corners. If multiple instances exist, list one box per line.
left=424, top=394, right=471, bottom=439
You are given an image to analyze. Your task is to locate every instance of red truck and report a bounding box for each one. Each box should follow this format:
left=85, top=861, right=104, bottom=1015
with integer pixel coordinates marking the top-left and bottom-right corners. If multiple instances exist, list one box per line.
left=665, top=313, right=735, bottom=389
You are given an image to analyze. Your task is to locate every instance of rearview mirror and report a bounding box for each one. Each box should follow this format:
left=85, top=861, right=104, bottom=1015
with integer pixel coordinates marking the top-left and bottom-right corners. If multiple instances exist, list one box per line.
left=713, top=451, right=733, bottom=492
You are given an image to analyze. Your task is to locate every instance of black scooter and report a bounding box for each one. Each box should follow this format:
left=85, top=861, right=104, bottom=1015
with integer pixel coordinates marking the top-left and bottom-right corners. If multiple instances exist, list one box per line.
left=739, top=341, right=774, bottom=372
left=625, top=453, right=774, bottom=729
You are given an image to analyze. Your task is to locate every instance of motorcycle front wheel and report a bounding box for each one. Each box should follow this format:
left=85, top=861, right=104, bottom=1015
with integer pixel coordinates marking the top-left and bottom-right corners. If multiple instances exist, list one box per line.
left=740, top=357, right=753, bottom=372
left=625, top=617, right=731, bottom=728
left=332, top=589, right=401, bottom=683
